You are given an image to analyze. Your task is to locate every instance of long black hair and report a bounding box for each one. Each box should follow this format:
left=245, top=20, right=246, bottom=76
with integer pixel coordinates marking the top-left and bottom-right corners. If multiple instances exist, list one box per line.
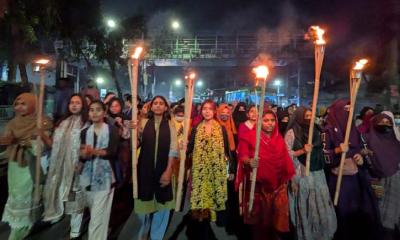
left=147, top=95, right=171, bottom=120
left=107, top=97, right=124, bottom=119
left=56, top=93, right=88, bottom=127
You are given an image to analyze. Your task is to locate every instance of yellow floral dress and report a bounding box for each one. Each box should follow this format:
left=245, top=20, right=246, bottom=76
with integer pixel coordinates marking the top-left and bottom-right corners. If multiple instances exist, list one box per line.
left=190, top=120, right=227, bottom=221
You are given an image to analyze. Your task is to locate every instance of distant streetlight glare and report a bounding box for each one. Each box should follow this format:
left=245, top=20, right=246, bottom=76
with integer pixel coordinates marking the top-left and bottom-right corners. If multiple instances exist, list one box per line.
left=174, top=79, right=182, bottom=86
left=107, top=19, right=116, bottom=28
left=172, top=20, right=180, bottom=30
left=274, top=80, right=282, bottom=86
left=96, top=77, right=104, bottom=84
left=196, top=81, right=203, bottom=87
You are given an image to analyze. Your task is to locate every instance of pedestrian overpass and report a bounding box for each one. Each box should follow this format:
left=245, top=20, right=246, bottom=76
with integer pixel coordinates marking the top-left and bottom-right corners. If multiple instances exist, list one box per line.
left=126, top=31, right=313, bottom=67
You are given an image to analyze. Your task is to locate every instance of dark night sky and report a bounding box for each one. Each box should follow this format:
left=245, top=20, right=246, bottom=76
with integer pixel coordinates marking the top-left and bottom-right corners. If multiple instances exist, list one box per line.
left=101, top=0, right=384, bottom=30
left=102, top=0, right=391, bottom=62
left=102, top=0, right=394, bottom=85
left=101, top=0, right=388, bottom=49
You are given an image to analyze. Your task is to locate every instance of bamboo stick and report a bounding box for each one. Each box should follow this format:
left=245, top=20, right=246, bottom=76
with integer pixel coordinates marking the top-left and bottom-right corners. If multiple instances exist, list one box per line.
left=333, top=77, right=361, bottom=205
left=175, top=75, right=194, bottom=211
left=34, top=68, right=45, bottom=204
left=249, top=76, right=267, bottom=212
left=129, top=58, right=139, bottom=199
left=305, top=44, right=325, bottom=176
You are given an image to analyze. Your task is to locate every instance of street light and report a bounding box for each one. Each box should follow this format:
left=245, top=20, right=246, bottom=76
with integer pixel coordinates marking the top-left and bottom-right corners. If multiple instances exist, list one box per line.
left=107, top=19, right=117, bottom=29
left=196, top=80, right=203, bottom=87
left=274, top=80, right=282, bottom=86
left=171, top=20, right=180, bottom=30
left=96, top=77, right=104, bottom=84
left=274, top=79, right=282, bottom=105
left=169, top=79, right=182, bottom=100
left=174, top=79, right=182, bottom=86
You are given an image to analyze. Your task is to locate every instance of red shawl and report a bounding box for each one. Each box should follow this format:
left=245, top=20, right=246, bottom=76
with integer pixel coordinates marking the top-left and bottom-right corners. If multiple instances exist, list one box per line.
left=236, top=118, right=295, bottom=191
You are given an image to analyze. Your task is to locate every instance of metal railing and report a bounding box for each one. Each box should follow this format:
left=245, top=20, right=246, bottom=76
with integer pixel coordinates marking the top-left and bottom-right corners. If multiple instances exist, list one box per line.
left=124, top=31, right=312, bottom=60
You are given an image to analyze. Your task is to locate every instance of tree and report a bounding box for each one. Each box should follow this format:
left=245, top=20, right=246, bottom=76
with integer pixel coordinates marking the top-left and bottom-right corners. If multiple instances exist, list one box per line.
left=54, top=2, right=145, bottom=98
left=0, top=0, right=58, bottom=85
left=94, top=15, right=145, bottom=98
left=55, top=0, right=103, bottom=71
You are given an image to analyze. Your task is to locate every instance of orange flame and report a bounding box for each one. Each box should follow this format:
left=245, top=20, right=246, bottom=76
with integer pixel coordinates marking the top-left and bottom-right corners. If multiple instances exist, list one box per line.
left=353, top=59, right=368, bottom=70
left=309, top=26, right=326, bottom=45
left=35, top=59, right=50, bottom=65
left=185, top=72, right=196, bottom=80
left=131, top=46, right=143, bottom=59
left=253, top=65, right=269, bottom=79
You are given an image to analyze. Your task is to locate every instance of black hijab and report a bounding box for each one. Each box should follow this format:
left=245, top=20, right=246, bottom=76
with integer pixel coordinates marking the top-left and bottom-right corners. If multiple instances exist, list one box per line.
left=277, top=108, right=290, bottom=136
left=326, top=99, right=360, bottom=144
left=364, top=112, right=400, bottom=178
left=287, top=106, right=324, bottom=170
left=232, top=102, right=247, bottom=128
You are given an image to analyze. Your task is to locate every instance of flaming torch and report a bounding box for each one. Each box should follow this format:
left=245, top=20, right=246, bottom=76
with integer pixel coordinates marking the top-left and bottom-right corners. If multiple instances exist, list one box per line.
left=128, top=46, right=143, bottom=199
left=175, top=70, right=196, bottom=211
left=33, top=57, right=50, bottom=204
left=249, top=65, right=269, bottom=212
left=333, top=58, right=368, bottom=206
left=305, top=26, right=326, bottom=176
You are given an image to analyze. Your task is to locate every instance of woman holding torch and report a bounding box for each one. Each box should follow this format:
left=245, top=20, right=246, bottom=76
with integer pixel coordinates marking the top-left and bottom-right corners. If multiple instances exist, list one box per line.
left=0, top=93, right=53, bottom=240
left=285, top=106, right=337, bottom=240
left=323, top=99, right=381, bottom=240
left=237, top=110, right=294, bottom=240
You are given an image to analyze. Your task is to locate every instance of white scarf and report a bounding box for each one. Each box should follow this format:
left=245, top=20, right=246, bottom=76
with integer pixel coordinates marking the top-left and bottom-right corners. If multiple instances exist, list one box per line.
left=80, top=122, right=115, bottom=191
left=43, top=115, right=82, bottom=222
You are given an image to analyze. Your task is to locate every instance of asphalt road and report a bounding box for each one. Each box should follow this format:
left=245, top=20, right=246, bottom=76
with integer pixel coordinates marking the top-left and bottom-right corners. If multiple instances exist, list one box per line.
left=0, top=203, right=237, bottom=240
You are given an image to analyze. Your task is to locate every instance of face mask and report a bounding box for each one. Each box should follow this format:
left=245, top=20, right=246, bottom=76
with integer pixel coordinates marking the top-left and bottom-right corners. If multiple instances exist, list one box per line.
left=279, top=122, right=288, bottom=133
left=219, top=115, right=230, bottom=121
left=375, top=125, right=393, bottom=133
left=175, top=116, right=184, bottom=122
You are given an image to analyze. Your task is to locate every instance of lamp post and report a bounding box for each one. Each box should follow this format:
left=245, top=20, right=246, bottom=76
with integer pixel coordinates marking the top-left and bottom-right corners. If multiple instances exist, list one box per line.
left=171, top=20, right=181, bottom=52
left=96, top=77, right=104, bottom=85
left=171, top=20, right=180, bottom=31
left=274, top=80, right=282, bottom=105
left=106, top=19, right=117, bottom=29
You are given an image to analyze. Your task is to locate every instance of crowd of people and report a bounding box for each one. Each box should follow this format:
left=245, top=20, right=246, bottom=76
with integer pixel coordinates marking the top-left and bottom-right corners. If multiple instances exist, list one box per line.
left=0, top=89, right=400, bottom=240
